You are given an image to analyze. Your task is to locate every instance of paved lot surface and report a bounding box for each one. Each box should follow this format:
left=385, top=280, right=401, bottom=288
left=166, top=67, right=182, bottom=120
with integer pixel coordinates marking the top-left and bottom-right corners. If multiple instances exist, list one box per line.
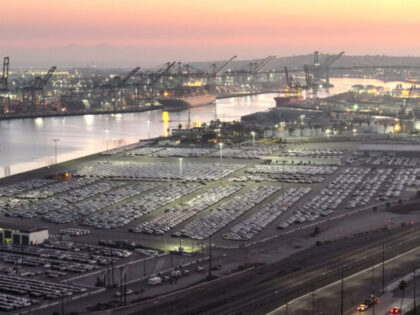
left=0, top=139, right=419, bottom=313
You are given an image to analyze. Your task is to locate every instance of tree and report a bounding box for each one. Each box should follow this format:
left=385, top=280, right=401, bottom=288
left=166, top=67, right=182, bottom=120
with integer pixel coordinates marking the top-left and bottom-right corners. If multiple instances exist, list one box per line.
left=399, top=280, right=407, bottom=312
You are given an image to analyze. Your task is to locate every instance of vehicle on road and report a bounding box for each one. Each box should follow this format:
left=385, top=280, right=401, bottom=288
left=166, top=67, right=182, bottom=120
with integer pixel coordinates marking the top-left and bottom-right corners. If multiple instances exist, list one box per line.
left=356, top=304, right=368, bottom=311
left=114, top=289, right=133, bottom=297
left=388, top=307, right=401, bottom=314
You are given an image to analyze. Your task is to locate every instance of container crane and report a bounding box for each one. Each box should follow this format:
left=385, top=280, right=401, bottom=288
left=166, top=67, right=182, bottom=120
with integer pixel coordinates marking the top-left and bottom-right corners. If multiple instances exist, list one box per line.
left=253, top=56, right=276, bottom=73
left=0, top=57, right=10, bottom=111
left=101, top=67, right=140, bottom=109
left=304, top=51, right=345, bottom=94
left=22, top=66, right=56, bottom=110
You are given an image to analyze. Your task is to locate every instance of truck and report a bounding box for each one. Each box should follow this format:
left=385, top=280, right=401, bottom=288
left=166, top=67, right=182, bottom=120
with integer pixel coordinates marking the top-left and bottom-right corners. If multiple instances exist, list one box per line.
left=148, top=276, right=162, bottom=286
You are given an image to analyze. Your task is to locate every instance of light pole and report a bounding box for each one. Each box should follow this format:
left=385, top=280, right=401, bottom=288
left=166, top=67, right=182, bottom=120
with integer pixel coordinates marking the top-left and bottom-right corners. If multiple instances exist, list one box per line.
left=104, top=128, right=110, bottom=163
left=219, top=142, right=223, bottom=161
left=282, top=160, right=286, bottom=206
left=179, top=157, right=183, bottom=205
left=147, top=120, right=151, bottom=139
left=414, top=268, right=417, bottom=315
left=52, top=138, right=59, bottom=165
left=251, top=131, right=255, bottom=145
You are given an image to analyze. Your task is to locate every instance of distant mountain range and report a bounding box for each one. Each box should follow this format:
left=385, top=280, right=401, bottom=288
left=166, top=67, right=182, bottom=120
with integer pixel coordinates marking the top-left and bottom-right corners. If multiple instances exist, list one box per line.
left=2, top=44, right=420, bottom=70
left=191, top=54, right=420, bottom=72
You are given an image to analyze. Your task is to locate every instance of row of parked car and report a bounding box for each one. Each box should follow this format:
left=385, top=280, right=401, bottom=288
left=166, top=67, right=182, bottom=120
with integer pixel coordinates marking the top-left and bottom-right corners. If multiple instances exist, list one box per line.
left=3, top=180, right=129, bottom=219
left=124, top=147, right=164, bottom=157
left=247, top=165, right=338, bottom=183
left=60, top=228, right=91, bottom=236
left=247, top=165, right=338, bottom=176
left=279, top=167, right=370, bottom=229
left=346, top=168, right=390, bottom=209
left=179, top=185, right=281, bottom=240
left=377, top=168, right=420, bottom=201
left=41, top=181, right=158, bottom=224
left=15, top=178, right=96, bottom=200
left=141, top=147, right=215, bottom=158
left=75, top=161, right=244, bottom=181
left=224, top=187, right=312, bottom=241
left=0, top=243, right=124, bottom=270
left=80, top=183, right=200, bottom=229
left=0, top=178, right=56, bottom=197
left=0, top=252, right=96, bottom=274
left=0, top=293, right=37, bottom=312
left=0, top=274, right=86, bottom=301
left=125, top=144, right=282, bottom=160
left=131, top=185, right=243, bottom=235
left=346, top=152, right=419, bottom=166
left=279, top=148, right=344, bottom=158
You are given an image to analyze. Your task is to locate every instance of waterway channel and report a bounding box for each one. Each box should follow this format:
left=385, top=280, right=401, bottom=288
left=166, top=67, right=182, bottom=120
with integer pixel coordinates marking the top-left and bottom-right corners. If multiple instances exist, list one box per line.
left=0, top=78, right=411, bottom=178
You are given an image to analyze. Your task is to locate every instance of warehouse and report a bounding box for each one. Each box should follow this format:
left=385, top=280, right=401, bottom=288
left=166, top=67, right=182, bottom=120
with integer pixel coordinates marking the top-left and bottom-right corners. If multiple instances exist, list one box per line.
left=0, top=227, right=48, bottom=245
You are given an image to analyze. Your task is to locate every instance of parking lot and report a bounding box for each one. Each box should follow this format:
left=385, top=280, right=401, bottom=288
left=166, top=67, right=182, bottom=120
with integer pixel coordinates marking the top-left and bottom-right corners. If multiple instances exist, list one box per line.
left=0, top=140, right=419, bottom=312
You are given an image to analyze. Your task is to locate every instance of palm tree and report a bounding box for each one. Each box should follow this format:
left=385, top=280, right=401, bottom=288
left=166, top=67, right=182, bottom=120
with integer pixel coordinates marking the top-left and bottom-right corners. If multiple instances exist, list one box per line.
left=399, top=280, right=407, bottom=312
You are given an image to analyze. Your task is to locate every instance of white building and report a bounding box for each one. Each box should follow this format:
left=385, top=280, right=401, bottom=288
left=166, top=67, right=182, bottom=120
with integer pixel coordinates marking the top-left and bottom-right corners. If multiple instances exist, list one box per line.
left=0, top=227, right=48, bottom=245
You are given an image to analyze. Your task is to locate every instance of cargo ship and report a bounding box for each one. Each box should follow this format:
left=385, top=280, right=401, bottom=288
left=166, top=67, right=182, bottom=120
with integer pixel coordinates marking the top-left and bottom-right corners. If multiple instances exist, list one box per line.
left=274, top=88, right=303, bottom=107
left=158, top=86, right=216, bottom=111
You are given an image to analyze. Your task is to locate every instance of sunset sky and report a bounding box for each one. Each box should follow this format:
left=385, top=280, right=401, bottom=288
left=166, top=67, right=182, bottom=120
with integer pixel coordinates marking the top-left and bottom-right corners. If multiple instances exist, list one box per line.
left=1, top=0, right=419, bottom=67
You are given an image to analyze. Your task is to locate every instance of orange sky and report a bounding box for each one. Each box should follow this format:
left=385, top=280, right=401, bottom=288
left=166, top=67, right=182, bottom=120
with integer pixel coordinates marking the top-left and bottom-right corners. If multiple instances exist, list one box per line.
left=1, top=0, right=420, bottom=66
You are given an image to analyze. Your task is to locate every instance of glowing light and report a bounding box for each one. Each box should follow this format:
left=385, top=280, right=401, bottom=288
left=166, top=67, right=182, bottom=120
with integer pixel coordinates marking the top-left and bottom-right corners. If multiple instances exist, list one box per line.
left=34, top=117, right=43, bottom=127
left=83, top=114, right=94, bottom=125
left=393, top=123, right=401, bottom=133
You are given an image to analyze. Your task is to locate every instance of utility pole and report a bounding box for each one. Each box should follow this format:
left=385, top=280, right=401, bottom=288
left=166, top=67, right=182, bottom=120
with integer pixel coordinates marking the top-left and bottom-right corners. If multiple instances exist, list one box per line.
left=382, top=242, right=385, bottom=294
left=179, top=157, right=183, bottom=205
left=119, top=267, right=123, bottom=305
left=61, top=293, right=65, bottom=315
left=371, top=265, right=375, bottom=284
left=282, top=160, right=286, bottom=206
left=208, top=235, right=212, bottom=280
left=124, top=273, right=127, bottom=305
left=414, top=268, right=417, bottom=315
left=312, top=290, right=315, bottom=315
left=110, top=249, right=115, bottom=286
left=52, top=138, right=59, bottom=165
left=340, top=270, right=344, bottom=315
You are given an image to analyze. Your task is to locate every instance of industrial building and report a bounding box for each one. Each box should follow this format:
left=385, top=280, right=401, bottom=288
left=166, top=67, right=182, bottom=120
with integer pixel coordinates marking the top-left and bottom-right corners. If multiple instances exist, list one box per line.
left=0, top=227, right=48, bottom=245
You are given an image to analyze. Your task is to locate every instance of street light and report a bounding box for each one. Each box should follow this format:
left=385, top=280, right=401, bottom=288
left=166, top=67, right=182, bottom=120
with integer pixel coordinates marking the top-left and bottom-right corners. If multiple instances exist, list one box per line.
left=52, top=138, right=60, bottom=165
left=282, top=160, right=286, bottom=206
left=104, top=128, right=110, bottom=163
left=251, top=131, right=255, bottom=145
left=219, top=142, right=224, bottom=161
left=179, top=158, right=183, bottom=205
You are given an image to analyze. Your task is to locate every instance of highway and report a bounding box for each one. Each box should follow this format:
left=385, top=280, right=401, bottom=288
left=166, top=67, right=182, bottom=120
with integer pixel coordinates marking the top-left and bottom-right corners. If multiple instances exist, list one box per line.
left=102, top=225, right=420, bottom=315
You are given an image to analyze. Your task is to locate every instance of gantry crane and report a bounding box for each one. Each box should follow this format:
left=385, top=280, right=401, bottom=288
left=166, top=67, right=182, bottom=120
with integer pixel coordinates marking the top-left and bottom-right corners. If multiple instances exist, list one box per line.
left=133, top=62, right=178, bottom=104
left=22, top=66, right=56, bottom=110
left=304, top=51, right=344, bottom=95
left=0, top=57, right=10, bottom=111
left=101, top=67, right=140, bottom=109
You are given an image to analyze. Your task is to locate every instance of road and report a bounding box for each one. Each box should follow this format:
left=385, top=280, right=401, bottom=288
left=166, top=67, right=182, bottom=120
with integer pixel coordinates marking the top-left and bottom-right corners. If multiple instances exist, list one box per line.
left=98, top=225, right=420, bottom=315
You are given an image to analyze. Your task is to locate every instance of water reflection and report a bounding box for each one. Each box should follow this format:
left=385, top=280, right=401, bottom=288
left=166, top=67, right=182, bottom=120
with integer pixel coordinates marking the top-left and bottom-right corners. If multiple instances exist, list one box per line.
left=0, top=78, right=410, bottom=178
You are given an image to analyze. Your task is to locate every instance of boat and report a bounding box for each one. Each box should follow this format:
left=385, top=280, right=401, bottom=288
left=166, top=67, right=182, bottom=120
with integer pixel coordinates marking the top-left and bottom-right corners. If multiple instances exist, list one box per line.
left=158, top=86, right=216, bottom=111
left=274, top=88, right=303, bottom=107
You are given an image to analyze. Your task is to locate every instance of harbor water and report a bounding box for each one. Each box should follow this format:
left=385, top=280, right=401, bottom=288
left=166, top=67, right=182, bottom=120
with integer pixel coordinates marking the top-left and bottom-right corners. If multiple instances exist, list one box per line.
left=0, top=78, right=411, bottom=178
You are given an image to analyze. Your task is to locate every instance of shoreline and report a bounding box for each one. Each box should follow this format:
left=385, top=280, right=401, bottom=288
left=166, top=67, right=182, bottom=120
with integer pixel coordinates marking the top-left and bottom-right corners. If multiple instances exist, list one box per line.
left=0, top=90, right=279, bottom=121
left=0, top=104, right=163, bottom=121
